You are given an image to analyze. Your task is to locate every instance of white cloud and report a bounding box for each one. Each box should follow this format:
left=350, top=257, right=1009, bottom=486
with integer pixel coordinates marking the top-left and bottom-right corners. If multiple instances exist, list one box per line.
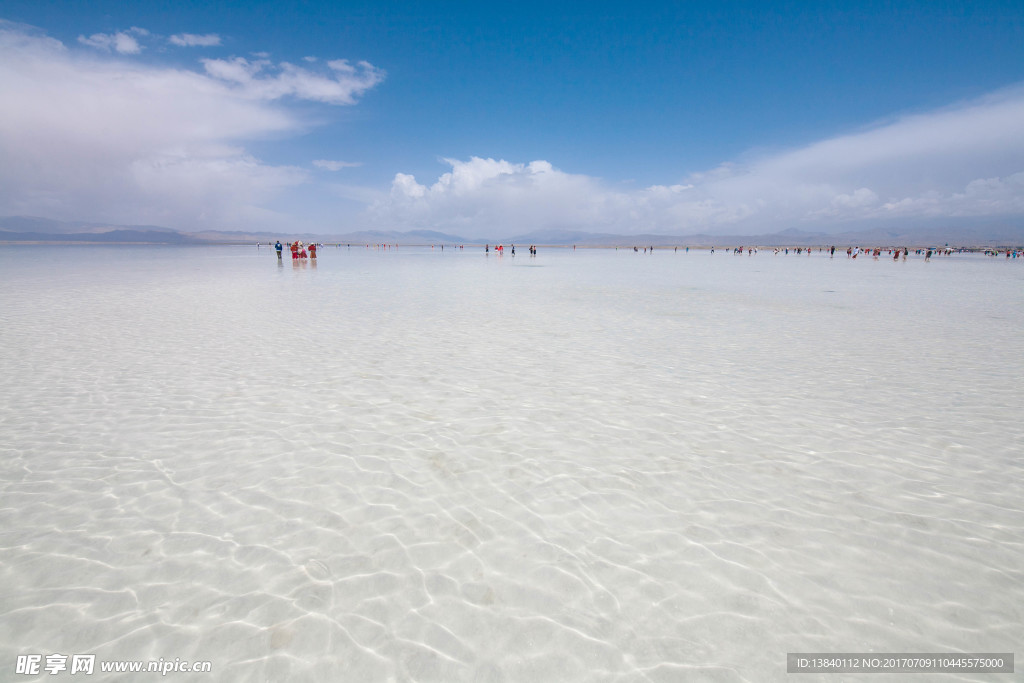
left=78, top=26, right=148, bottom=54
left=0, top=21, right=382, bottom=232
left=378, top=157, right=626, bottom=232
left=373, top=156, right=752, bottom=234
left=313, top=159, right=361, bottom=171
left=201, top=56, right=385, bottom=104
left=169, top=33, right=221, bottom=47
left=201, top=55, right=267, bottom=83
left=129, top=151, right=307, bottom=226
left=370, top=86, right=1024, bottom=236
left=391, top=173, right=426, bottom=199
left=880, top=171, right=1024, bottom=217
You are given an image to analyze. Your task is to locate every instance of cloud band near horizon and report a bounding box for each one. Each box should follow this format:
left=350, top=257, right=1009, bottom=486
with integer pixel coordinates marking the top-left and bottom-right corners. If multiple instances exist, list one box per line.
left=374, top=86, right=1024, bottom=235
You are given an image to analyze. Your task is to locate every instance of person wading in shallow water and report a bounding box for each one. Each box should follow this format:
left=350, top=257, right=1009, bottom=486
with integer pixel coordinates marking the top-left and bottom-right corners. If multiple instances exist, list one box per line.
left=275, top=240, right=283, bottom=259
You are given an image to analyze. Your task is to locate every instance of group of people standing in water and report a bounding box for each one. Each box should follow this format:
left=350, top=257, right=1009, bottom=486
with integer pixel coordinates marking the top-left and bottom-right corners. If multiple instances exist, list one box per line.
left=483, top=245, right=540, bottom=255
left=273, top=240, right=317, bottom=260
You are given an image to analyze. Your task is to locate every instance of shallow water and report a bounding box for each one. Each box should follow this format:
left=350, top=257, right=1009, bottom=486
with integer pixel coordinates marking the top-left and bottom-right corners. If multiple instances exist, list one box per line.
left=1, top=245, right=1021, bottom=681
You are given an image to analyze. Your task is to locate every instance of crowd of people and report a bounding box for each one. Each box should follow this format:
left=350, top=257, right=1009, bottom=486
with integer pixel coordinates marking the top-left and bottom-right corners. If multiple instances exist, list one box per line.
left=273, top=240, right=320, bottom=260
left=262, top=241, right=1021, bottom=262
left=483, top=244, right=539, bottom=255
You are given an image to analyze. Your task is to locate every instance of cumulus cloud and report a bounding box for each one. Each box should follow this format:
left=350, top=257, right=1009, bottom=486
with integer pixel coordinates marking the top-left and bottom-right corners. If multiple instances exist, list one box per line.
left=0, top=21, right=383, bottom=231
left=376, top=158, right=638, bottom=234
left=201, top=56, right=385, bottom=104
left=373, top=156, right=753, bottom=234
left=371, top=86, right=1024, bottom=236
left=313, top=159, right=361, bottom=170
left=169, top=33, right=221, bottom=47
left=78, top=26, right=148, bottom=54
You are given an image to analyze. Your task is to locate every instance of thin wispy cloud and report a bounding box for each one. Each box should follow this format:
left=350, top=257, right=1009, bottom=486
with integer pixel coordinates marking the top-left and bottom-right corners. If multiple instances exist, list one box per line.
left=169, top=33, right=221, bottom=47
left=201, top=56, right=385, bottom=104
left=77, top=26, right=148, bottom=54
left=313, top=159, right=362, bottom=171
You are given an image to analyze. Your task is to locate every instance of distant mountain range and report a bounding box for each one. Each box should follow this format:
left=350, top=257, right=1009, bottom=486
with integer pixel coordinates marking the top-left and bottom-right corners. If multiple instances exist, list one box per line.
left=2, top=215, right=1022, bottom=247
left=0, top=216, right=191, bottom=243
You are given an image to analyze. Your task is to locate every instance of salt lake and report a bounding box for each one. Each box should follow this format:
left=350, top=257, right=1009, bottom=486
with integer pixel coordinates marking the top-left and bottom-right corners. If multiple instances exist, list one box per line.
left=0, top=244, right=1021, bottom=681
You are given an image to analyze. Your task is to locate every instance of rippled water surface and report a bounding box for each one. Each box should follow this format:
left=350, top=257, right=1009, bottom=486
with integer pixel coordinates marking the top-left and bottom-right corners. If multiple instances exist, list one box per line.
left=1, top=245, right=1021, bottom=681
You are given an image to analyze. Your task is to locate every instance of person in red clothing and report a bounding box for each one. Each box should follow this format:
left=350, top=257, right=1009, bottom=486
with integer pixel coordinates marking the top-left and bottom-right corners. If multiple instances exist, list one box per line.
left=308, top=242, right=317, bottom=259
left=290, top=241, right=299, bottom=259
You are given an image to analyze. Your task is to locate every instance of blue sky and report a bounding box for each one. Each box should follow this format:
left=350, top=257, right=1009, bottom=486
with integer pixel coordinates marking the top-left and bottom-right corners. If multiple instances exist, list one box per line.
left=1, top=0, right=1022, bottom=237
